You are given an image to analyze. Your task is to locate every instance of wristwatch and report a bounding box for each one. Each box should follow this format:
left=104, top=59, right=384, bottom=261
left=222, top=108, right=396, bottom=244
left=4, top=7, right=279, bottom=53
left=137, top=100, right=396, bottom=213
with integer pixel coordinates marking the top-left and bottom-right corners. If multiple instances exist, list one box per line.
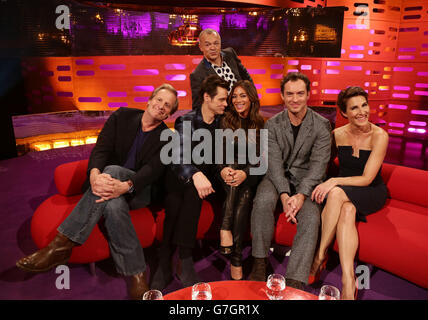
left=126, top=180, right=135, bottom=194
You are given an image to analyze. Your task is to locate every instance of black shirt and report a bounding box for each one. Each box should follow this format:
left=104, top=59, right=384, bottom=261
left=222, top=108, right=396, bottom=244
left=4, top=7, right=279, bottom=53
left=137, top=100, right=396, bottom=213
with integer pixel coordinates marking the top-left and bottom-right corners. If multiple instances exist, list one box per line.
left=196, top=119, right=218, bottom=176
left=123, top=125, right=153, bottom=171
left=291, top=123, right=301, bottom=143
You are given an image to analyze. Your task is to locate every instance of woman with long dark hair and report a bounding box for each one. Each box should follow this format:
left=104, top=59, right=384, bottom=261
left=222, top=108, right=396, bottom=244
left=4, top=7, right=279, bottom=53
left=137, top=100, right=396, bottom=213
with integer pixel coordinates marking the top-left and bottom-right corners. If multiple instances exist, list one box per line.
left=218, top=80, right=265, bottom=280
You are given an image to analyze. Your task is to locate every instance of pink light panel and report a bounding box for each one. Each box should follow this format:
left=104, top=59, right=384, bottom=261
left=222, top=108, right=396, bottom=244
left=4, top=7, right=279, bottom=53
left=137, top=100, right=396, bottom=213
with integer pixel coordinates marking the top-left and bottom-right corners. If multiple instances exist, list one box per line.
left=412, top=110, right=428, bottom=116
left=409, top=121, right=426, bottom=126
left=389, top=122, right=405, bottom=128
left=100, top=64, right=125, bottom=70
left=408, top=128, right=426, bottom=134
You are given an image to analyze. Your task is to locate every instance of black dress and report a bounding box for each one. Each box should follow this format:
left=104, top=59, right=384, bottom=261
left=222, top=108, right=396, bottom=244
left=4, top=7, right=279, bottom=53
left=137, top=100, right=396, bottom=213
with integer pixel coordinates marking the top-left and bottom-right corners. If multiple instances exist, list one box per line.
left=337, top=146, right=388, bottom=222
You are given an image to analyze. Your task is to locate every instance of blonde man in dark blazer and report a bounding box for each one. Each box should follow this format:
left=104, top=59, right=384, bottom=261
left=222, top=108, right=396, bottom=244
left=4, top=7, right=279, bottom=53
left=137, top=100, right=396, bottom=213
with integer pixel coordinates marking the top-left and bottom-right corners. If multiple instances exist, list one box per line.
left=16, top=84, right=179, bottom=300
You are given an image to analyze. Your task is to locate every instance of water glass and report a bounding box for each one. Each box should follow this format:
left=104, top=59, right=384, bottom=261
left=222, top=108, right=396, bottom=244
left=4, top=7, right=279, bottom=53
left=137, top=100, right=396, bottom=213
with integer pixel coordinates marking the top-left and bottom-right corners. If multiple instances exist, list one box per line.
left=192, top=282, right=212, bottom=300
left=142, top=289, right=163, bottom=300
left=318, top=285, right=340, bottom=300
left=266, top=273, right=286, bottom=300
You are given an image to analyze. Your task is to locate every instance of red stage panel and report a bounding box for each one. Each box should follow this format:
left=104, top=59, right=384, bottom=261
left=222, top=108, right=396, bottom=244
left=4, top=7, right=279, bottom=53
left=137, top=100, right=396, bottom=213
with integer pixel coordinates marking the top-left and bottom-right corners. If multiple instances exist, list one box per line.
left=23, top=56, right=293, bottom=112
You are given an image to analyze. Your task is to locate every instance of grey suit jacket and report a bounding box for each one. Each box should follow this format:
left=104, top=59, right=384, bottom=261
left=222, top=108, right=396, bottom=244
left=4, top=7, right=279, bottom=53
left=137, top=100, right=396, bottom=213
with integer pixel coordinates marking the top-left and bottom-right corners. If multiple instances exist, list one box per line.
left=266, top=107, right=331, bottom=197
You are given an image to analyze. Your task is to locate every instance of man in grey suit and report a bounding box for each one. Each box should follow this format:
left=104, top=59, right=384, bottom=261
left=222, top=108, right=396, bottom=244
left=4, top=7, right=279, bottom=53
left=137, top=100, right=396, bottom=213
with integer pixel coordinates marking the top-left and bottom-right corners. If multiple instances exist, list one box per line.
left=249, top=72, right=331, bottom=290
left=190, top=28, right=253, bottom=110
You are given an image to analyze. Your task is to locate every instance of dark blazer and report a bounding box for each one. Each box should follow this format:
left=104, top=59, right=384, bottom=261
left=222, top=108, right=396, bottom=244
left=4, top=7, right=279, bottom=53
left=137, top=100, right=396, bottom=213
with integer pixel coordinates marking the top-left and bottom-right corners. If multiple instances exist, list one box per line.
left=170, top=107, right=222, bottom=183
left=86, top=107, right=169, bottom=195
left=190, top=47, right=253, bottom=110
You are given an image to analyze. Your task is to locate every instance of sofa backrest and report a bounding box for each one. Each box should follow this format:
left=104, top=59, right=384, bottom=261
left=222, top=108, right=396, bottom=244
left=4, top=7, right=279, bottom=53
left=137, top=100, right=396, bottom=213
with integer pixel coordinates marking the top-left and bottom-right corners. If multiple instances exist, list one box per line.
left=54, top=159, right=89, bottom=196
left=381, top=162, right=428, bottom=208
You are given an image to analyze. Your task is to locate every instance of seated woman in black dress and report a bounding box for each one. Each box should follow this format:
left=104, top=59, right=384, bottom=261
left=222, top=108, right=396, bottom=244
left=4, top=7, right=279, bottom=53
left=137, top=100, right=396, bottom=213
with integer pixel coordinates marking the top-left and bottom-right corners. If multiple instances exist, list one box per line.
left=309, top=86, right=389, bottom=299
left=218, top=80, right=264, bottom=280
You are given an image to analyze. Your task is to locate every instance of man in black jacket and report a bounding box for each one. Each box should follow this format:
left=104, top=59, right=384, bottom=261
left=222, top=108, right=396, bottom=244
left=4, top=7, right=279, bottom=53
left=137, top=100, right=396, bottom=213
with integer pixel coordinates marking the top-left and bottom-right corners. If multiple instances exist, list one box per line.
left=16, top=84, right=179, bottom=300
left=190, top=28, right=253, bottom=110
left=151, top=75, right=229, bottom=290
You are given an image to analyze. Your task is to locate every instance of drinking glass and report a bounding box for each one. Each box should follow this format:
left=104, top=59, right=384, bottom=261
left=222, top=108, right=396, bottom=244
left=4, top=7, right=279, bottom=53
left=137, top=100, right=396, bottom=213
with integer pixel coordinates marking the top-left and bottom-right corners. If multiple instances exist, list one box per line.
left=318, top=285, right=340, bottom=300
left=142, top=289, right=164, bottom=300
left=266, top=273, right=286, bottom=300
left=191, top=282, right=212, bottom=300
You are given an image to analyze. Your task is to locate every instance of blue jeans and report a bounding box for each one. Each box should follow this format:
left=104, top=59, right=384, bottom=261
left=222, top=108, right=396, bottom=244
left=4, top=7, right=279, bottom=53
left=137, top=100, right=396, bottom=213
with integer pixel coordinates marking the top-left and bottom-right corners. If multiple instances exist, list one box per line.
left=58, top=165, right=151, bottom=276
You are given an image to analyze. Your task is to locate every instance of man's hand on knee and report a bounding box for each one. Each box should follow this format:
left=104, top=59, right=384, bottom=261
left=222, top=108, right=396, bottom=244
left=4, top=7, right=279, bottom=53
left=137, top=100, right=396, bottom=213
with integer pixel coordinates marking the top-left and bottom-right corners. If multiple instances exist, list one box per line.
left=192, top=171, right=215, bottom=199
left=91, top=172, right=113, bottom=193
left=90, top=169, right=128, bottom=202
left=94, top=178, right=129, bottom=203
left=281, top=193, right=297, bottom=224
left=285, top=194, right=306, bottom=224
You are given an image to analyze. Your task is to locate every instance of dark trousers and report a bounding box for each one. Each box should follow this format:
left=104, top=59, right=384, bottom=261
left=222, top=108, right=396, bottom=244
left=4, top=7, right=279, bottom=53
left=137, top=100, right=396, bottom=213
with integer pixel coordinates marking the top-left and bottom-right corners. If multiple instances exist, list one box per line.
left=162, top=168, right=220, bottom=251
left=58, top=165, right=151, bottom=276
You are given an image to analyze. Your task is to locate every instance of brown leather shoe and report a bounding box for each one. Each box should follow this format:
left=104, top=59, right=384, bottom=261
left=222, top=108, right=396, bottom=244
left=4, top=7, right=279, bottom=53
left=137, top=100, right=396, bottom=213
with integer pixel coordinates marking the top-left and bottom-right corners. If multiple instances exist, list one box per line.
left=129, top=272, right=149, bottom=300
left=248, top=257, right=267, bottom=282
left=16, top=233, right=75, bottom=273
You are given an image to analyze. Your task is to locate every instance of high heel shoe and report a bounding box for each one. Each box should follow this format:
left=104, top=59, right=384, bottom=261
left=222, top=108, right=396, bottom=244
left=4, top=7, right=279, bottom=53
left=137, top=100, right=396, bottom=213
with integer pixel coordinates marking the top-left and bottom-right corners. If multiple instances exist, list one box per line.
left=230, top=265, right=243, bottom=281
left=219, top=230, right=233, bottom=255
left=354, top=278, right=359, bottom=300
left=219, top=245, right=233, bottom=255
left=308, top=254, right=329, bottom=285
left=340, top=277, right=358, bottom=300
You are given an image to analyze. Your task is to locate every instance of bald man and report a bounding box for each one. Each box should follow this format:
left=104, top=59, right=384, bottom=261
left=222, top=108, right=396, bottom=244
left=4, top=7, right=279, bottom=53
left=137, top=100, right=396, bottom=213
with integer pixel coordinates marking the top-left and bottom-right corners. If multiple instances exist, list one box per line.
left=190, top=28, right=253, bottom=110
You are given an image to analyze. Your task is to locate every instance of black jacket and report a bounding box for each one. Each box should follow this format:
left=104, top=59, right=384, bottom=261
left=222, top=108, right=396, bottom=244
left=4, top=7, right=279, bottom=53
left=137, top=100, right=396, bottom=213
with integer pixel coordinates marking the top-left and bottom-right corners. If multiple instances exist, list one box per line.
left=85, top=107, right=169, bottom=195
left=189, top=47, right=253, bottom=110
left=170, top=108, right=222, bottom=183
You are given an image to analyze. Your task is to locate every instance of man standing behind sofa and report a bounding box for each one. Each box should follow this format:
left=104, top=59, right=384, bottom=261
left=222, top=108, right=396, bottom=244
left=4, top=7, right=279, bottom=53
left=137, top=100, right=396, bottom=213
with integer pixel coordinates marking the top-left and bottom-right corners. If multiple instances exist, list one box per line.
left=16, top=84, right=179, bottom=300
left=190, top=28, right=253, bottom=110
left=249, top=72, right=331, bottom=290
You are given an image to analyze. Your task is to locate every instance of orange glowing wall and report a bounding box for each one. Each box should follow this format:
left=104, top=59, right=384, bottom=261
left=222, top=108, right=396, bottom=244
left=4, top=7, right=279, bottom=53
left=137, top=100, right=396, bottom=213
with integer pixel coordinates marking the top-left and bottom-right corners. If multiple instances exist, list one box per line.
left=22, top=0, right=428, bottom=140
left=322, top=0, right=428, bottom=135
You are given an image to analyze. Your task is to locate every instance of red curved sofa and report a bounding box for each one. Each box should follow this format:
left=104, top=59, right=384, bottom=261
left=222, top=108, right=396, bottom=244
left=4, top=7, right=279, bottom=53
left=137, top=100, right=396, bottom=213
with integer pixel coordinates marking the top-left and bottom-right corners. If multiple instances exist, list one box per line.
left=31, top=159, right=214, bottom=264
left=275, top=162, right=428, bottom=289
left=31, top=159, right=428, bottom=289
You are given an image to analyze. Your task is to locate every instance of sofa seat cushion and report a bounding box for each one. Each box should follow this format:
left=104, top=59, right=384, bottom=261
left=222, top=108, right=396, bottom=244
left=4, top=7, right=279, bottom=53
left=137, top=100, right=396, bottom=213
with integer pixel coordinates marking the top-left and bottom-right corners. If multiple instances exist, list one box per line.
left=274, top=212, right=297, bottom=247
left=54, top=159, right=89, bottom=196
left=275, top=199, right=428, bottom=288
left=31, top=194, right=156, bottom=264
left=351, top=199, right=428, bottom=288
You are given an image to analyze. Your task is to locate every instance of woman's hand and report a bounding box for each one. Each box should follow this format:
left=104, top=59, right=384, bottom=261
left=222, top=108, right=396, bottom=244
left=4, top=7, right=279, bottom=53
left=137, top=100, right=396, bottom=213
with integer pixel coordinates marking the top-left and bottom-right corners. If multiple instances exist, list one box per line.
left=228, top=170, right=247, bottom=187
left=220, top=167, right=234, bottom=184
left=311, top=178, right=338, bottom=204
left=221, top=168, right=247, bottom=187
